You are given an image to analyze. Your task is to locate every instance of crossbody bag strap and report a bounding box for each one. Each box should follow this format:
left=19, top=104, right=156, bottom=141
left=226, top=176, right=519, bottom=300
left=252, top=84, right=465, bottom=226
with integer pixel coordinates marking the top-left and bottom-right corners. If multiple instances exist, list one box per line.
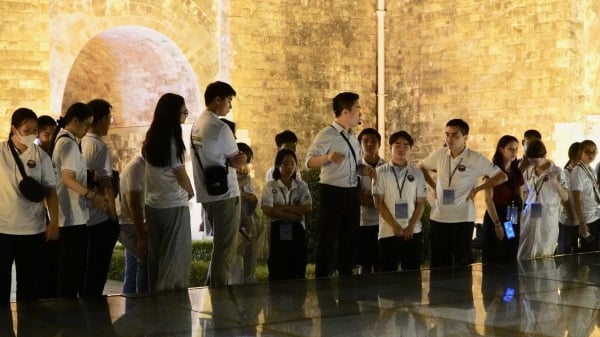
left=7, top=139, right=28, bottom=179
left=190, top=134, right=229, bottom=172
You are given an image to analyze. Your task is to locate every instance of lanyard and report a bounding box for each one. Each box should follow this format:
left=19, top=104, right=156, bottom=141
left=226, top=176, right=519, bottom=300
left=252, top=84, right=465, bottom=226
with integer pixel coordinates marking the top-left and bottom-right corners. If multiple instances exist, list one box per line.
left=277, top=186, right=291, bottom=206
left=391, top=165, right=409, bottom=198
left=448, top=157, right=464, bottom=187
left=532, top=174, right=547, bottom=200
left=577, top=163, right=600, bottom=202
left=330, top=125, right=358, bottom=167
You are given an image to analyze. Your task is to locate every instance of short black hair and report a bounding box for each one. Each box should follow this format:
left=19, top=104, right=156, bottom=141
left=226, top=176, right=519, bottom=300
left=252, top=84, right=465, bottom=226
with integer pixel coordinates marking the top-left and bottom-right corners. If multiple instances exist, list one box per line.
left=37, top=115, right=57, bottom=130
left=332, top=92, right=359, bottom=117
left=358, top=128, right=381, bottom=143
left=275, top=130, right=298, bottom=147
left=87, top=99, right=112, bottom=126
left=525, top=140, right=547, bottom=158
left=446, top=118, right=469, bottom=135
left=237, top=142, right=253, bottom=163
left=389, top=131, right=414, bottom=146
left=524, top=129, right=542, bottom=140
left=204, top=81, right=236, bottom=106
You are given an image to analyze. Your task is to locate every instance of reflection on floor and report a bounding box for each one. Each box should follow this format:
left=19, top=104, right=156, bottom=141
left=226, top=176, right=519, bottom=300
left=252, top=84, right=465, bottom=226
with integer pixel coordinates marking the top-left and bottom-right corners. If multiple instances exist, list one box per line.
left=4, top=253, right=600, bottom=336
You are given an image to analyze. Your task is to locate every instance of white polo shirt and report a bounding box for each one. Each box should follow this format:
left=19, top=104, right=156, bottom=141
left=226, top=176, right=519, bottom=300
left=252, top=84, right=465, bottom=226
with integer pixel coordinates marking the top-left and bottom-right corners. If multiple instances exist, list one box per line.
left=145, top=138, right=189, bottom=209
left=305, top=122, right=362, bottom=188
left=421, top=147, right=501, bottom=223
left=569, top=164, right=600, bottom=224
left=52, top=130, right=89, bottom=227
left=0, top=141, right=56, bottom=235
left=261, top=179, right=312, bottom=228
left=359, top=157, right=385, bottom=227
left=118, top=155, right=145, bottom=225
left=191, top=110, right=240, bottom=203
left=372, top=162, right=427, bottom=239
left=82, top=132, right=113, bottom=226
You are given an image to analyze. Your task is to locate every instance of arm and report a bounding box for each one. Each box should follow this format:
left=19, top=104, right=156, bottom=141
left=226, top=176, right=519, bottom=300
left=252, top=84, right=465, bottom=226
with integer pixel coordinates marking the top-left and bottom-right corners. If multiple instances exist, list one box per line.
left=360, top=185, right=375, bottom=206
left=572, top=190, right=589, bottom=237
left=373, top=195, right=402, bottom=237
left=551, top=177, right=569, bottom=202
left=44, top=187, right=59, bottom=241
left=262, top=205, right=303, bottom=222
left=472, top=171, right=508, bottom=197
left=403, top=197, right=426, bottom=240
left=127, top=190, right=148, bottom=258
left=98, top=176, right=117, bottom=220
left=419, top=164, right=436, bottom=190
left=484, top=186, right=504, bottom=240
left=62, top=170, right=105, bottom=209
left=307, top=152, right=344, bottom=169
left=174, top=166, right=194, bottom=200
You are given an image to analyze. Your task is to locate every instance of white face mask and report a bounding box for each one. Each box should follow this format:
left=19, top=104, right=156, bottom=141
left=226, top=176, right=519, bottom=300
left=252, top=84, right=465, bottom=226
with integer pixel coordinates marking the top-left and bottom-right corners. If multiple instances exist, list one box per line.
left=17, top=132, right=37, bottom=146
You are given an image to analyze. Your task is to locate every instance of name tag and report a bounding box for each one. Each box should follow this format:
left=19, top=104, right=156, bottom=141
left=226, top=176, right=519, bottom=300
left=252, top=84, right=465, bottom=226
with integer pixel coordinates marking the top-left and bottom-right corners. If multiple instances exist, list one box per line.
left=530, top=203, right=542, bottom=218
left=442, top=189, right=455, bottom=205
left=279, top=222, right=293, bottom=241
left=507, top=205, right=519, bottom=224
left=395, top=200, right=409, bottom=219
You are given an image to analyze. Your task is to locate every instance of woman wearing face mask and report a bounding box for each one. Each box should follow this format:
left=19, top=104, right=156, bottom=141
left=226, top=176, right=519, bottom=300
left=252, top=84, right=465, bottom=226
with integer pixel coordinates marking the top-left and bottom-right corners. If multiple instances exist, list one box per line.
left=518, top=140, right=569, bottom=260
left=0, top=108, right=59, bottom=302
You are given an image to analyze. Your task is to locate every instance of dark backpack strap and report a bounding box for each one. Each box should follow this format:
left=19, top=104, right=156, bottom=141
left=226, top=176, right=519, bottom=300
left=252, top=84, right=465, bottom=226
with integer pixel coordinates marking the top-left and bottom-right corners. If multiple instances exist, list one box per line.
left=7, top=139, right=28, bottom=179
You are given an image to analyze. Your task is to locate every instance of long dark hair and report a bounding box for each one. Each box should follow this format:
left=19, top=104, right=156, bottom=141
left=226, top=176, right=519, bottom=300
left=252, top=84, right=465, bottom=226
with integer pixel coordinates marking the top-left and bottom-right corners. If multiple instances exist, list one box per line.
left=492, top=135, right=519, bottom=174
left=142, top=93, right=186, bottom=167
left=272, top=148, right=298, bottom=181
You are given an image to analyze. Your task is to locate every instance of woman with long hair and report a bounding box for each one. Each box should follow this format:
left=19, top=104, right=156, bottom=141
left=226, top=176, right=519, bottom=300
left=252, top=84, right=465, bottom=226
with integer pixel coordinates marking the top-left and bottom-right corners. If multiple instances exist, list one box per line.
left=0, top=108, right=59, bottom=302
left=261, top=148, right=312, bottom=281
left=51, top=102, right=106, bottom=297
left=143, top=93, right=194, bottom=292
left=482, top=135, right=524, bottom=263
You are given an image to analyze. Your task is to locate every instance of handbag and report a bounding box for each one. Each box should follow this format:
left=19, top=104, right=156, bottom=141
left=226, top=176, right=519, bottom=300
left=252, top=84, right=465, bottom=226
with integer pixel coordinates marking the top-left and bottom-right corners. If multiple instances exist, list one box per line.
left=191, top=135, right=229, bottom=196
left=8, top=140, right=46, bottom=202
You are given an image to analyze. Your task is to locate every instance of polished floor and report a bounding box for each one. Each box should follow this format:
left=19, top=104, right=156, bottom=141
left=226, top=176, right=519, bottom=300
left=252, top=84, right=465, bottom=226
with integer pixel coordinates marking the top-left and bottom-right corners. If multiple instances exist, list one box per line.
left=4, top=253, right=600, bottom=336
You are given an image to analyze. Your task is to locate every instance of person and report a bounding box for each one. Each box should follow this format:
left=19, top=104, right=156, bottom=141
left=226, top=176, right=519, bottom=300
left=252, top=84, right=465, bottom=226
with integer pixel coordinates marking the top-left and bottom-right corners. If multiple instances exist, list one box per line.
left=481, top=135, right=524, bottom=263
left=143, top=93, right=195, bottom=292
left=305, top=91, right=372, bottom=277
left=118, top=154, right=148, bottom=293
left=419, top=118, right=507, bottom=268
left=230, top=142, right=261, bottom=284
left=262, top=148, right=312, bottom=280
left=558, top=142, right=581, bottom=254
left=191, top=81, right=246, bottom=286
left=571, top=140, right=600, bottom=252
left=356, top=128, right=385, bottom=274
left=81, top=99, right=120, bottom=296
left=35, top=114, right=59, bottom=298
left=265, top=130, right=298, bottom=181
left=0, top=108, right=59, bottom=302
left=518, top=129, right=542, bottom=172
left=36, top=115, right=57, bottom=154
left=373, top=131, right=427, bottom=271
left=51, top=102, right=107, bottom=297
left=518, top=140, right=569, bottom=259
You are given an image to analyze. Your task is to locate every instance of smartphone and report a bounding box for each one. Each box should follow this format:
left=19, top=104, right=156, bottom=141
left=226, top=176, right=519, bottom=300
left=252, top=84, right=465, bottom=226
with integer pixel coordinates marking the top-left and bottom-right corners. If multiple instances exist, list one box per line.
left=503, top=220, right=515, bottom=239
left=503, top=287, right=515, bottom=302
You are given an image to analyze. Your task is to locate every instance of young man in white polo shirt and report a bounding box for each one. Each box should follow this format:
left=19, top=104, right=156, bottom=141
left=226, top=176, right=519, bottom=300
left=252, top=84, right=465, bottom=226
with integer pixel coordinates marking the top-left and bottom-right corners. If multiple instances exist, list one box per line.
left=420, top=119, right=507, bottom=268
left=191, top=81, right=246, bottom=286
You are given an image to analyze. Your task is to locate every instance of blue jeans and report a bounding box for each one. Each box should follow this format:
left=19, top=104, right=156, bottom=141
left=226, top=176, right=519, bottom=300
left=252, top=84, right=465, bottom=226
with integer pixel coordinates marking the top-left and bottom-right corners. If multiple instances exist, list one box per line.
left=123, top=249, right=147, bottom=293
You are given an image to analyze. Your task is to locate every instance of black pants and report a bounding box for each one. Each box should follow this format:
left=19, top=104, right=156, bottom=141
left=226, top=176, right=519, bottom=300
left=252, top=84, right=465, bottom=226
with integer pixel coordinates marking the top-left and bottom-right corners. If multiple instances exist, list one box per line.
left=0, top=233, right=44, bottom=302
left=315, top=184, right=360, bottom=278
left=268, top=220, right=307, bottom=281
left=83, top=219, right=120, bottom=296
left=379, top=233, right=422, bottom=272
left=579, top=218, right=600, bottom=252
left=38, top=239, right=60, bottom=299
left=356, top=225, right=380, bottom=273
left=430, top=220, right=474, bottom=268
left=482, top=211, right=519, bottom=263
left=57, top=225, right=88, bottom=298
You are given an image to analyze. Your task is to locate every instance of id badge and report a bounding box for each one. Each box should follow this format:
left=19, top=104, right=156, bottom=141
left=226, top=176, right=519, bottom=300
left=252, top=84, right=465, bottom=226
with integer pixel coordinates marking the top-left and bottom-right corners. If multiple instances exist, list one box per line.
left=442, top=189, right=455, bottom=205
left=279, top=222, right=293, bottom=241
left=395, top=200, right=409, bottom=219
left=530, top=203, right=542, bottom=218
left=507, top=205, right=519, bottom=224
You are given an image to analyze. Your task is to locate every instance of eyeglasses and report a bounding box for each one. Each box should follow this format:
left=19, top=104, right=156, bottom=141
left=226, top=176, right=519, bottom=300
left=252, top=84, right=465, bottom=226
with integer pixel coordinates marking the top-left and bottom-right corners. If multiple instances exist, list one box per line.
left=181, top=110, right=189, bottom=117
